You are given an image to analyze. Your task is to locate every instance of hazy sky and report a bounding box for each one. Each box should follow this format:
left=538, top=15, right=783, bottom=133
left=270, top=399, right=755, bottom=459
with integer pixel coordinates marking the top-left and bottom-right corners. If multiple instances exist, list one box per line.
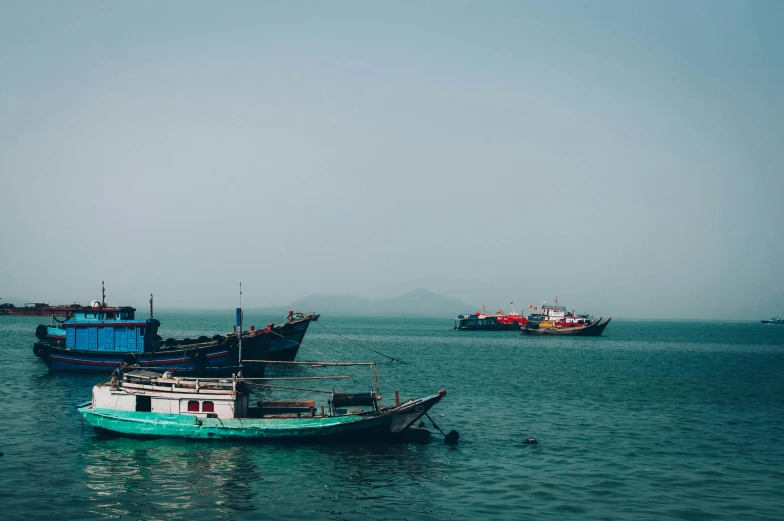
left=1, top=1, right=782, bottom=319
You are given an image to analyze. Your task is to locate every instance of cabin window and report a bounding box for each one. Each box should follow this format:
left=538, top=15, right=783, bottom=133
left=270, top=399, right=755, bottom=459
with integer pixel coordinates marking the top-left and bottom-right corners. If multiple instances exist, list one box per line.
left=139, top=327, right=146, bottom=337
left=106, top=312, right=114, bottom=319
left=187, top=400, right=199, bottom=412
left=136, top=395, right=151, bottom=412
left=202, top=401, right=214, bottom=413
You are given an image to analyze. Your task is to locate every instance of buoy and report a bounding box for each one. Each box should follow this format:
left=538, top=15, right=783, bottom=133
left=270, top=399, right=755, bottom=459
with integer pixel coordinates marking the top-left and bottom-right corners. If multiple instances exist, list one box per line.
left=444, top=430, right=460, bottom=445
left=524, top=437, right=538, bottom=444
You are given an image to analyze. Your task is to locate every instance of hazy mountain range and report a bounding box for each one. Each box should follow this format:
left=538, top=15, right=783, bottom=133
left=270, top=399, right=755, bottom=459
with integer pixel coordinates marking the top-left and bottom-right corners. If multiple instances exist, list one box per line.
left=257, top=289, right=473, bottom=317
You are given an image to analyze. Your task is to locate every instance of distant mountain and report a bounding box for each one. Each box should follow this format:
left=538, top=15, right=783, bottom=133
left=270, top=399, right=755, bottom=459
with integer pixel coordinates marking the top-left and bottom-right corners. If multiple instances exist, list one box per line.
left=0, top=296, right=35, bottom=306
left=255, top=289, right=472, bottom=317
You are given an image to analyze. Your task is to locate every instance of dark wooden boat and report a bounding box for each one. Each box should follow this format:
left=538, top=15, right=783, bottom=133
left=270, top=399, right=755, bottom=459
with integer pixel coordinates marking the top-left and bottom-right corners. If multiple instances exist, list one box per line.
left=34, top=329, right=272, bottom=376
left=266, top=311, right=320, bottom=361
left=522, top=317, right=612, bottom=336
left=31, top=288, right=272, bottom=376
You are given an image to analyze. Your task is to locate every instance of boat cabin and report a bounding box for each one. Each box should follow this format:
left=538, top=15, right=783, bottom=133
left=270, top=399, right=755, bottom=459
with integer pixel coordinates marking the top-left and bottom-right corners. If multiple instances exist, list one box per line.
left=455, top=313, right=501, bottom=328
left=40, top=304, right=161, bottom=352
left=63, top=318, right=160, bottom=352
left=94, top=371, right=247, bottom=420
left=93, top=370, right=383, bottom=421
left=526, top=303, right=593, bottom=328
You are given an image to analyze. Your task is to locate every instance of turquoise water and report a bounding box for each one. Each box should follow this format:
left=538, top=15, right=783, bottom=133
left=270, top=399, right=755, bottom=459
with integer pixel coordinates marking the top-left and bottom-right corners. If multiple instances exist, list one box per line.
left=2, top=314, right=784, bottom=520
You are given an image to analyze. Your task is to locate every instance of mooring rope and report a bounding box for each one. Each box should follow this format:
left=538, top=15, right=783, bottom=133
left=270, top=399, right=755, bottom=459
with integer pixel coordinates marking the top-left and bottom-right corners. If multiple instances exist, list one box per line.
left=313, top=321, right=407, bottom=364
left=424, top=411, right=448, bottom=436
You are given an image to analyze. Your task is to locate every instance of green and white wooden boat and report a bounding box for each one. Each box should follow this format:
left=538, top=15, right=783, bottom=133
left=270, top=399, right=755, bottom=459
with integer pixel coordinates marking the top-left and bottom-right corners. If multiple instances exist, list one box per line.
left=78, top=363, right=447, bottom=442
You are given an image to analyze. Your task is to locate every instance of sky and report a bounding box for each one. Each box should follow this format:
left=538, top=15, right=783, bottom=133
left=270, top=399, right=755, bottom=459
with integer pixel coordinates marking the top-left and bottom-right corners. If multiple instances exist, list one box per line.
left=1, top=1, right=782, bottom=319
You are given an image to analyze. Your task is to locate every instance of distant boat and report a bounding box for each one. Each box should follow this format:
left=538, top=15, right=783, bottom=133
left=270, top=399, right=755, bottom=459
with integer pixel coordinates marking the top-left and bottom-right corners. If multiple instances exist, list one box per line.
left=521, top=298, right=611, bottom=336
left=522, top=317, right=612, bottom=336
left=454, top=304, right=527, bottom=330
left=78, top=363, right=447, bottom=442
left=761, top=316, right=783, bottom=325
left=0, top=302, right=99, bottom=317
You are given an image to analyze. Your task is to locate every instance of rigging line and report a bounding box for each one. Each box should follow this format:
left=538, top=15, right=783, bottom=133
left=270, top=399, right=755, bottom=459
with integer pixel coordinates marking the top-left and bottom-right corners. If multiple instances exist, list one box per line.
left=266, top=328, right=339, bottom=362
left=246, top=382, right=334, bottom=394
left=313, top=321, right=408, bottom=365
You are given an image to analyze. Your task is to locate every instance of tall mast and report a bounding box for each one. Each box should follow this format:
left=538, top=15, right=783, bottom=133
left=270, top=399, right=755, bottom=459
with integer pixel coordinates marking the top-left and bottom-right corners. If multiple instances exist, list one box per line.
left=237, top=282, right=243, bottom=372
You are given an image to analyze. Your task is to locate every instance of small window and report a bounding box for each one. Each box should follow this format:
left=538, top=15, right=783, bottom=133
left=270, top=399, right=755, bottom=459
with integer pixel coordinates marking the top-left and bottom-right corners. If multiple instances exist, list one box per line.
left=187, top=400, right=199, bottom=412
left=139, top=327, right=146, bottom=336
left=202, top=401, right=214, bottom=413
left=136, top=395, right=151, bottom=412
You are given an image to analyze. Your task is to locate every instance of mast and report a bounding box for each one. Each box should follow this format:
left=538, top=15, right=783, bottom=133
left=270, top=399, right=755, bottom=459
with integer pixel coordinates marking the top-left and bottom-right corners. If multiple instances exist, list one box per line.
left=100, top=280, right=106, bottom=320
left=237, top=282, right=243, bottom=372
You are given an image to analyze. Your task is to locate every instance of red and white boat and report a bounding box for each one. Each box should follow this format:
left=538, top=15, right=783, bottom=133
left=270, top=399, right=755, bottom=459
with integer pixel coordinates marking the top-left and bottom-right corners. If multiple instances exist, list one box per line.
left=522, top=297, right=611, bottom=336
left=454, top=303, right=528, bottom=330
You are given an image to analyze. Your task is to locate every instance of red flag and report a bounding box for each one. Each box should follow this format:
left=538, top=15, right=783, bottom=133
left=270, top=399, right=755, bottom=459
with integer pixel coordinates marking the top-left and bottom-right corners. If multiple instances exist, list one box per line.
left=534, top=306, right=538, bottom=310
left=528, top=304, right=532, bottom=308
left=510, top=301, right=515, bottom=305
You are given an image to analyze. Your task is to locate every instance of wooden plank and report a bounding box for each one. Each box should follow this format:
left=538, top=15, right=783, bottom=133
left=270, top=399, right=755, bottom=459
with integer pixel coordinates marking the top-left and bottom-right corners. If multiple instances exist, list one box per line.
left=259, top=400, right=316, bottom=408
left=242, top=360, right=375, bottom=366
left=186, top=376, right=350, bottom=381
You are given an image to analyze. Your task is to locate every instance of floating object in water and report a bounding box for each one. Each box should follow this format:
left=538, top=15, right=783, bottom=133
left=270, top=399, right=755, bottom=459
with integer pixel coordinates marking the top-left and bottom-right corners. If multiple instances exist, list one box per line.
left=524, top=437, right=538, bottom=444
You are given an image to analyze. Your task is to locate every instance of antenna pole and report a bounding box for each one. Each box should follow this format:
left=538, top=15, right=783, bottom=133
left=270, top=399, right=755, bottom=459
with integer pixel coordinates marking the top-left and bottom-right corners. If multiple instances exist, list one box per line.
left=102, top=281, right=105, bottom=306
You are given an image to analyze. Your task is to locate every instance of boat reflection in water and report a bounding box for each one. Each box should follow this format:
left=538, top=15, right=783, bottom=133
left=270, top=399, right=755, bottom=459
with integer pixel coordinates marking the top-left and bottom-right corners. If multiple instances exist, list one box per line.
left=80, top=435, right=447, bottom=519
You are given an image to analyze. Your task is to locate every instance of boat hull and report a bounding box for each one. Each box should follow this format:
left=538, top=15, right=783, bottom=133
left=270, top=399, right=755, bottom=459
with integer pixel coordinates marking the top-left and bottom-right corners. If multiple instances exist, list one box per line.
left=522, top=318, right=612, bottom=336
left=79, top=392, right=443, bottom=442
left=455, top=322, right=525, bottom=331
left=33, top=332, right=270, bottom=376
left=267, top=314, right=320, bottom=361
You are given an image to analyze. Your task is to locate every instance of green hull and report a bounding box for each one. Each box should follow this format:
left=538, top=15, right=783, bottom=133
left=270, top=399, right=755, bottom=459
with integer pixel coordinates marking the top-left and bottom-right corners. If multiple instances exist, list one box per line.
left=79, top=395, right=442, bottom=442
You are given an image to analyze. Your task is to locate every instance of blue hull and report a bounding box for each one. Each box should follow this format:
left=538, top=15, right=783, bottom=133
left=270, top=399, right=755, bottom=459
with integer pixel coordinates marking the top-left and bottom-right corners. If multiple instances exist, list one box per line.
left=34, top=332, right=270, bottom=376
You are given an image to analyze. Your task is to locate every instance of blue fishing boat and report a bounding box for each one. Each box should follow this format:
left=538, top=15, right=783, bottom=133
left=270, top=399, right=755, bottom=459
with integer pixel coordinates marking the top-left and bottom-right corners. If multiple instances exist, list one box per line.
left=761, top=315, right=783, bottom=325
left=32, top=285, right=271, bottom=376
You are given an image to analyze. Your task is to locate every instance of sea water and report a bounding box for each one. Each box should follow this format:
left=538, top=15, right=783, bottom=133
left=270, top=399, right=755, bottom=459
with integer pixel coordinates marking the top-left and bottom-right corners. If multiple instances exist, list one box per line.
left=1, top=314, right=783, bottom=520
